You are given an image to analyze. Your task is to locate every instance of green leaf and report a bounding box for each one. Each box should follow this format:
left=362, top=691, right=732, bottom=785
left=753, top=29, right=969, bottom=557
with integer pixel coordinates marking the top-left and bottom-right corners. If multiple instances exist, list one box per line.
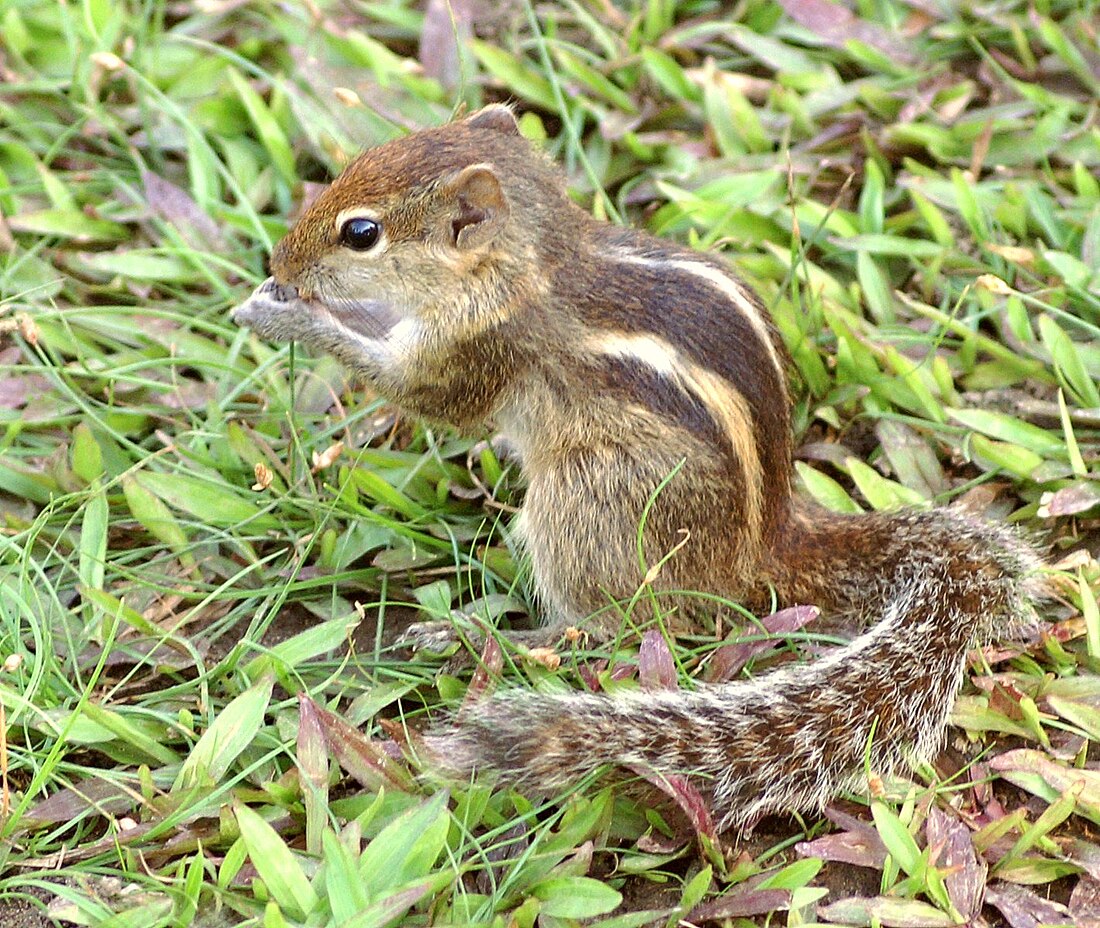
left=1043, top=250, right=1094, bottom=288
left=70, top=423, right=104, bottom=483
left=968, top=434, right=1043, bottom=479
left=81, top=250, right=200, bottom=283
left=227, top=68, right=297, bottom=186
left=1038, top=316, right=1100, bottom=408
left=1047, top=695, right=1100, bottom=740
left=640, top=48, right=698, bottom=102
left=951, top=168, right=988, bottom=242
left=351, top=469, right=429, bottom=520
left=845, top=458, right=926, bottom=510
left=554, top=49, right=636, bottom=113
left=9, top=209, right=127, bottom=242
left=323, top=829, right=369, bottom=922
left=838, top=233, right=945, bottom=258
left=795, top=462, right=863, bottom=514
left=857, top=252, right=893, bottom=322
left=80, top=587, right=161, bottom=638
left=757, top=857, right=823, bottom=890
left=175, top=675, right=274, bottom=789
left=819, top=895, right=956, bottom=927
left=235, top=802, right=319, bottom=919
left=949, top=408, right=1063, bottom=456
left=78, top=702, right=180, bottom=766
left=533, top=876, right=623, bottom=919
left=358, top=791, right=451, bottom=891
left=679, top=864, right=712, bottom=914
left=909, top=189, right=954, bottom=247
left=78, top=487, right=108, bottom=594
left=471, top=42, right=556, bottom=111
left=134, top=471, right=278, bottom=532
left=870, top=802, right=922, bottom=876
left=122, top=476, right=191, bottom=556
left=858, top=159, right=885, bottom=234
left=413, top=579, right=452, bottom=618
left=245, top=615, right=360, bottom=678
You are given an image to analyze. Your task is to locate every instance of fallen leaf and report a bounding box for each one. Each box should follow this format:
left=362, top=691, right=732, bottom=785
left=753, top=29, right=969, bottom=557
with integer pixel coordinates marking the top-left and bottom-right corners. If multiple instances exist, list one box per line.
left=817, top=895, right=957, bottom=926
left=797, top=820, right=887, bottom=869
left=985, top=881, right=1073, bottom=928
left=690, top=887, right=790, bottom=921
left=1038, top=483, right=1100, bottom=518
left=1070, top=875, right=1100, bottom=927
left=926, top=806, right=986, bottom=920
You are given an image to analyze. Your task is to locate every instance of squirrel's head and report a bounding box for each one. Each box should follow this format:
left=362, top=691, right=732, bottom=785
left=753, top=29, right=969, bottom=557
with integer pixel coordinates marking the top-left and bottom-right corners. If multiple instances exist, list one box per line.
left=233, top=105, right=566, bottom=359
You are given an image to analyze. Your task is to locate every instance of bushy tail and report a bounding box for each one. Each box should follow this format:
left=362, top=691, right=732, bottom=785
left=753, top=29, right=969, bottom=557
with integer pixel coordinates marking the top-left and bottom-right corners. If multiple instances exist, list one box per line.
left=424, top=507, right=1042, bottom=832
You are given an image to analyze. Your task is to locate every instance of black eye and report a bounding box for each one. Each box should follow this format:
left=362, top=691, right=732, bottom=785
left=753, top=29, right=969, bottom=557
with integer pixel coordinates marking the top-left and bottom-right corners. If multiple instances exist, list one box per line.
left=339, top=217, right=381, bottom=251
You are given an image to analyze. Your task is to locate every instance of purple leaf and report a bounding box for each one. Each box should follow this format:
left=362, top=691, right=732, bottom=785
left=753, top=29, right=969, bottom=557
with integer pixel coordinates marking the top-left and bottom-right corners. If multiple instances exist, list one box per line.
left=419, top=0, right=473, bottom=89
left=1070, top=875, right=1100, bottom=925
left=462, top=632, right=504, bottom=708
left=775, top=0, right=918, bottom=64
left=926, top=806, right=985, bottom=921
left=20, top=779, right=139, bottom=830
left=306, top=696, right=414, bottom=792
left=639, top=630, right=677, bottom=690
left=797, top=827, right=887, bottom=869
left=985, top=882, right=1072, bottom=928
left=708, top=605, right=819, bottom=682
left=297, top=692, right=329, bottom=792
left=141, top=170, right=225, bottom=252
left=1066, top=839, right=1100, bottom=882
left=629, top=767, right=718, bottom=849
left=689, top=887, right=790, bottom=921
left=1038, top=483, right=1100, bottom=517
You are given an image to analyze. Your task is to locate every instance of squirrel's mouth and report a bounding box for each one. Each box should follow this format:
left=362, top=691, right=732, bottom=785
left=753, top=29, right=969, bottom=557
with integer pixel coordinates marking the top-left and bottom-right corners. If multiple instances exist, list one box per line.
left=232, top=277, right=399, bottom=342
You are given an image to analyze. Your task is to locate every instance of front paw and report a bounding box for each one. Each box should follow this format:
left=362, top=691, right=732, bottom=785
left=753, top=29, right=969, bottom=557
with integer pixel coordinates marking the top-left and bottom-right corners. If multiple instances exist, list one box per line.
left=396, top=620, right=462, bottom=655
left=396, top=614, right=488, bottom=656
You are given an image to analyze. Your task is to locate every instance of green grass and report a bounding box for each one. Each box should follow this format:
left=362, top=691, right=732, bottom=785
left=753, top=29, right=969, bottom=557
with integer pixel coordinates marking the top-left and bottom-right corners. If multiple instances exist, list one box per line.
left=1, top=0, right=1098, bottom=924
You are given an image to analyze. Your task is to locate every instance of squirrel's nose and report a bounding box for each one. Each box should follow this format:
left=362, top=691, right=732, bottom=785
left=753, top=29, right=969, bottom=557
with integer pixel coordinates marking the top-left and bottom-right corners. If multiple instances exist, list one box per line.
left=259, top=277, right=299, bottom=303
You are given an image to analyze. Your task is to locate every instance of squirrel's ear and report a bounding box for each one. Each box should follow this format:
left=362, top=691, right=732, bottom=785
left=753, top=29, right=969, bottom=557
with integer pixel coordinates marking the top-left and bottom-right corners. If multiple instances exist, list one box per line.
left=465, top=104, right=520, bottom=136
left=445, top=164, right=508, bottom=250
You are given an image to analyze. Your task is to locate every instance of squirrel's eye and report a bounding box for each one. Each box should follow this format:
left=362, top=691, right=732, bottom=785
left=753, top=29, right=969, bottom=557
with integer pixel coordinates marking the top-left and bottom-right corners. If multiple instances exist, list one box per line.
left=339, top=217, right=382, bottom=251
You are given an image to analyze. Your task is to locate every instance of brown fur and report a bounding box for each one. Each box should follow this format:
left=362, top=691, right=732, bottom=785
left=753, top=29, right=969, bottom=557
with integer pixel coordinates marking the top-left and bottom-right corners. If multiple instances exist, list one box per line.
left=232, top=105, right=1043, bottom=831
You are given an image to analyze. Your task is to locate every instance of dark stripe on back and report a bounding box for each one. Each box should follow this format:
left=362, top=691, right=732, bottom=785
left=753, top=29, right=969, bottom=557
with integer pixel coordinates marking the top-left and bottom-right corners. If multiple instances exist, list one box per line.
left=567, top=235, right=791, bottom=535
left=588, top=354, right=728, bottom=453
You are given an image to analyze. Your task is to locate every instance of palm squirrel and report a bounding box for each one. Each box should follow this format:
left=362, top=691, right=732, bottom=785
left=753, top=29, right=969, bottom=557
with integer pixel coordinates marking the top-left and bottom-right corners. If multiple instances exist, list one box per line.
left=233, top=105, right=1043, bottom=833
